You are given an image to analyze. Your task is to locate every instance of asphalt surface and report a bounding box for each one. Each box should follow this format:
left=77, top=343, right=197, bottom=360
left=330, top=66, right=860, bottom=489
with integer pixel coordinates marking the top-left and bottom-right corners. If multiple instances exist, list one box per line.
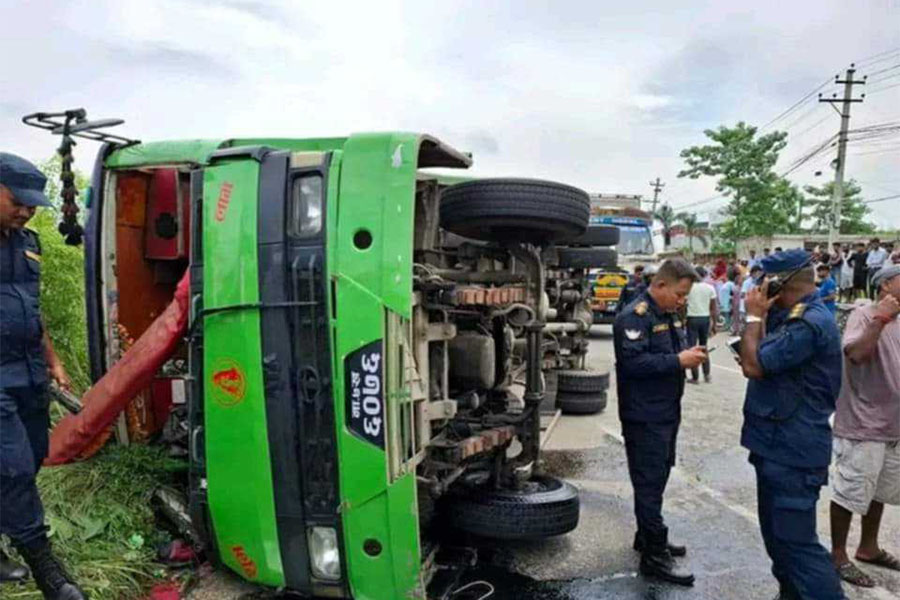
left=190, top=325, right=900, bottom=599
left=479, top=325, right=900, bottom=600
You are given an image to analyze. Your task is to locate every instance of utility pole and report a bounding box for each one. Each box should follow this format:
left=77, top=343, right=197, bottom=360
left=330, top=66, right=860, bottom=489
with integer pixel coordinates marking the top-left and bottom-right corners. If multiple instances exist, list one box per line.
left=648, top=177, right=665, bottom=214
left=819, top=64, right=865, bottom=247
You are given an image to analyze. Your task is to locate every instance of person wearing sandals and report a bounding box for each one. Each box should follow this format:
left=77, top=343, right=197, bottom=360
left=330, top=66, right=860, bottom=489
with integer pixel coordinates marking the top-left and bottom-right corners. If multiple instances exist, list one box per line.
left=830, top=264, right=900, bottom=588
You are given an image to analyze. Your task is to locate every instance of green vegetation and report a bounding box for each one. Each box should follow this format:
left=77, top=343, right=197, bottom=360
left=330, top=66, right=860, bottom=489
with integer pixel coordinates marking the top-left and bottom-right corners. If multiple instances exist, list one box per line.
left=676, top=212, right=708, bottom=252
left=31, top=208, right=90, bottom=395
left=678, top=122, right=801, bottom=239
left=3, top=445, right=184, bottom=599
left=653, top=204, right=677, bottom=248
left=802, top=179, right=876, bottom=235
left=677, top=123, right=878, bottom=243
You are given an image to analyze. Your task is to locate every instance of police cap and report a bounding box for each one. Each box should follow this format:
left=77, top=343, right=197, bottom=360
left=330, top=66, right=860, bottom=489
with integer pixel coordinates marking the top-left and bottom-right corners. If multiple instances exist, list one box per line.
left=0, top=152, right=52, bottom=207
left=760, top=248, right=812, bottom=274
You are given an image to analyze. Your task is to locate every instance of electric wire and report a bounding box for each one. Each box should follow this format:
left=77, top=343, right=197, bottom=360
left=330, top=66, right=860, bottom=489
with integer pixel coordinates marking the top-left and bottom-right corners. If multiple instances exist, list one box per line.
left=862, top=193, right=900, bottom=204
left=759, top=78, right=832, bottom=131
left=855, top=47, right=900, bottom=68
left=867, top=81, right=900, bottom=95
left=864, top=63, right=900, bottom=78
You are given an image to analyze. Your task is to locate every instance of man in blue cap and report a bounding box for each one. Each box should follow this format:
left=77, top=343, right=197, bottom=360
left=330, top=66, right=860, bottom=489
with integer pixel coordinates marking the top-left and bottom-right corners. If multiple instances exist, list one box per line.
left=1, top=152, right=85, bottom=599
left=614, top=258, right=707, bottom=586
left=737, top=248, right=845, bottom=600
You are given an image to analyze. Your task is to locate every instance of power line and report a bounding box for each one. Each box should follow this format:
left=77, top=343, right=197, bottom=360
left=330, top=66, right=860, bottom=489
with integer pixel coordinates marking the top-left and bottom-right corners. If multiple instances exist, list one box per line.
left=868, top=80, right=900, bottom=95
left=779, top=103, right=823, bottom=132
left=760, top=78, right=832, bottom=131
left=792, top=113, right=832, bottom=140
left=865, top=63, right=900, bottom=78
left=855, top=47, right=900, bottom=67
left=866, top=71, right=900, bottom=86
left=671, top=192, right=728, bottom=211
left=863, top=193, right=900, bottom=204
left=850, top=146, right=900, bottom=157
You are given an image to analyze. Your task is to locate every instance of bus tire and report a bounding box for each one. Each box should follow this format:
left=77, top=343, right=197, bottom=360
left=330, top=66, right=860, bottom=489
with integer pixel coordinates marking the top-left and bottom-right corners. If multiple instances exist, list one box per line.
left=557, top=391, right=607, bottom=415
left=443, top=475, right=579, bottom=540
left=556, top=369, right=609, bottom=393
left=440, top=179, right=590, bottom=243
left=557, top=247, right=617, bottom=270
left=566, top=225, right=620, bottom=247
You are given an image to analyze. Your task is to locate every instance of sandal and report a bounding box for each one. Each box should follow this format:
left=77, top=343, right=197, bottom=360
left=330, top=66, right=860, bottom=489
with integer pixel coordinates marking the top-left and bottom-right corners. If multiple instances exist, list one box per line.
left=835, top=562, right=875, bottom=587
left=857, top=549, right=900, bottom=572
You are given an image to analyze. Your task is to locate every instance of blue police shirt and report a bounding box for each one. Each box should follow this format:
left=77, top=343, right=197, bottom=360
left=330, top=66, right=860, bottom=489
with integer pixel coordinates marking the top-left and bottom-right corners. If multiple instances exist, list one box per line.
left=0, top=228, right=48, bottom=388
left=614, top=290, right=687, bottom=423
left=741, top=293, right=841, bottom=468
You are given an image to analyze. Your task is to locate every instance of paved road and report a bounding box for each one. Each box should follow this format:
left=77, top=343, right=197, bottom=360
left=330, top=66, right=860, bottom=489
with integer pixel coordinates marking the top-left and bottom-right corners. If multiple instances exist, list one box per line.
left=492, top=325, right=900, bottom=599
left=190, top=325, right=900, bottom=599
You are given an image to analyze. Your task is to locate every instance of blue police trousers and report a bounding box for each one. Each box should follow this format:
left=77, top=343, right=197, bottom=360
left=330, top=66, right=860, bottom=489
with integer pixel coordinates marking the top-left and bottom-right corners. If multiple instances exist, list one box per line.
left=750, top=454, right=845, bottom=600
left=0, top=385, right=50, bottom=546
left=622, top=420, right=678, bottom=546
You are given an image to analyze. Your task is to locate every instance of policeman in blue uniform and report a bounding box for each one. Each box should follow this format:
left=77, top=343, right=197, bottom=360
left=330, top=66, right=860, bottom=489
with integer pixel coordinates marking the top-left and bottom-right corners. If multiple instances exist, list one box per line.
left=614, top=258, right=707, bottom=585
left=738, top=249, right=845, bottom=600
left=1, top=153, right=85, bottom=599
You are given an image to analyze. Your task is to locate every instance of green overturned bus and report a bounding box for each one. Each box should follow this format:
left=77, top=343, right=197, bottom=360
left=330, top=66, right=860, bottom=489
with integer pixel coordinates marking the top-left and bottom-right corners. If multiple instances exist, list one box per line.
left=76, top=133, right=586, bottom=598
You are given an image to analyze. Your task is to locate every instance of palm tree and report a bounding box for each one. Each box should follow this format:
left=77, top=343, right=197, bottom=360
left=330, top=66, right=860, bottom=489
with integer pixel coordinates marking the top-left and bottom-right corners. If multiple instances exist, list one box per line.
left=677, top=211, right=708, bottom=253
left=654, top=204, right=677, bottom=248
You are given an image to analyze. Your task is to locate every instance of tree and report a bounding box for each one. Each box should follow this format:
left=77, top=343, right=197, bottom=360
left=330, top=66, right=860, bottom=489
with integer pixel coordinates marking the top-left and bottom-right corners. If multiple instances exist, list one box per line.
left=653, top=204, right=677, bottom=248
left=678, top=122, right=797, bottom=239
left=802, top=179, right=876, bottom=235
left=677, top=212, right=708, bottom=252
left=34, top=157, right=91, bottom=393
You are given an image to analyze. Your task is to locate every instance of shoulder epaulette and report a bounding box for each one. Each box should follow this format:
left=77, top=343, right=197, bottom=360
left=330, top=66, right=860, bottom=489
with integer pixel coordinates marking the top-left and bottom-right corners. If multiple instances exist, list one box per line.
left=634, top=301, right=648, bottom=316
left=787, top=303, right=807, bottom=320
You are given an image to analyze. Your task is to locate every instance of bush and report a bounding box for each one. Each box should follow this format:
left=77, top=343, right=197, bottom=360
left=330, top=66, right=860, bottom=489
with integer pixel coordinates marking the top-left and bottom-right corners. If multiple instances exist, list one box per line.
left=30, top=208, right=90, bottom=394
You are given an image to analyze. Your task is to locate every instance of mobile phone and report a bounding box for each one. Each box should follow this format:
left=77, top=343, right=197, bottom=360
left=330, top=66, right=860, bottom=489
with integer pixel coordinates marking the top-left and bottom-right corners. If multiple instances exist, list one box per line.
left=726, top=336, right=741, bottom=355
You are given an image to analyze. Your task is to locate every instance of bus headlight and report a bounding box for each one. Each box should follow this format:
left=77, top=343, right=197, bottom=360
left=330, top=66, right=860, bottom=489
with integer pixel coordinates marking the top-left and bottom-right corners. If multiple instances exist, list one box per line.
left=308, top=526, right=341, bottom=580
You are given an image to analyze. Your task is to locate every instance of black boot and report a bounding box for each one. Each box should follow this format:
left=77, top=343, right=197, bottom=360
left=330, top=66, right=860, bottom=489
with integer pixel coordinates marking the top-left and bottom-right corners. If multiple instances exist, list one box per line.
left=1, top=548, right=30, bottom=583
left=639, top=531, right=694, bottom=587
left=633, top=531, right=687, bottom=557
left=15, top=539, right=86, bottom=600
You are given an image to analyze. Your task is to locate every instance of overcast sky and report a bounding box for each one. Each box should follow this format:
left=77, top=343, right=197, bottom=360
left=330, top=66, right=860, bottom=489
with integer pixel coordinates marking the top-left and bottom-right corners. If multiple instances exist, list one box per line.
left=3, top=0, right=899, bottom=228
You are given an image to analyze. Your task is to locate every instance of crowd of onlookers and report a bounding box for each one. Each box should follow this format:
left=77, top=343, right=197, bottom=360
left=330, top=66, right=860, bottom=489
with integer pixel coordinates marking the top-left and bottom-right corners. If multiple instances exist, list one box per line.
left=686, top=238, right=900, bottom=334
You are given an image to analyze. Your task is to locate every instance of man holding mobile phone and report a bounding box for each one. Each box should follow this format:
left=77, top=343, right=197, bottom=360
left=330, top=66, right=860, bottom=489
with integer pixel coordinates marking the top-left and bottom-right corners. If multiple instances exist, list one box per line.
left=614, top=258, right=706, bottom=586
left=737, top=249, right=845, bottom=600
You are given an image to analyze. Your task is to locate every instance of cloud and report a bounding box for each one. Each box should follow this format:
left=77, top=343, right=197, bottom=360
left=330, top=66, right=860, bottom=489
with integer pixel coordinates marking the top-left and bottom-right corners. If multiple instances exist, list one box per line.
left=2, top=0, right=898, bottom=227
left=632, top=94, right=679, bottom=111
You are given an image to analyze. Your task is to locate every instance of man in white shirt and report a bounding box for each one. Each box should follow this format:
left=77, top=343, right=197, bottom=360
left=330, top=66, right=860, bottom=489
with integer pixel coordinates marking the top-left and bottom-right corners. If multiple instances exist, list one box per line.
left=747, top=249, right=759, bottom=270
left=866, top=238, right=888, bottom=300
left=739, top=264, right=763, bottom=328
left=685, top=267, right=719, bottom=383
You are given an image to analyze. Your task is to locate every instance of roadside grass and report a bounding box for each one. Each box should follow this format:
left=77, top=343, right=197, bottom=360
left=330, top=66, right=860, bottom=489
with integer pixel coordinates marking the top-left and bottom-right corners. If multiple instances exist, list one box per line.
left=2, top=445, right=185, bottom=599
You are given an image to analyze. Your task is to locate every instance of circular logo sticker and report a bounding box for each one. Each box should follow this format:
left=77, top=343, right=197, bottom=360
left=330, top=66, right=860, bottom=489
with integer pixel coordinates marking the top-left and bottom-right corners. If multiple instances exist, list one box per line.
left=210, top=358, right=246, bottom=407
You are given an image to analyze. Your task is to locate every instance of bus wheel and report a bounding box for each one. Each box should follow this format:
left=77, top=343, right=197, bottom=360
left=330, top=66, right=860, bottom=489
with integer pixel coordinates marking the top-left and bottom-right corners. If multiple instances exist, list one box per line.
left=440, top=178, right=590, bottom=244
left=557, top=391, right=607, bottom=415
left=442, top=475, right=579, bottom=540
